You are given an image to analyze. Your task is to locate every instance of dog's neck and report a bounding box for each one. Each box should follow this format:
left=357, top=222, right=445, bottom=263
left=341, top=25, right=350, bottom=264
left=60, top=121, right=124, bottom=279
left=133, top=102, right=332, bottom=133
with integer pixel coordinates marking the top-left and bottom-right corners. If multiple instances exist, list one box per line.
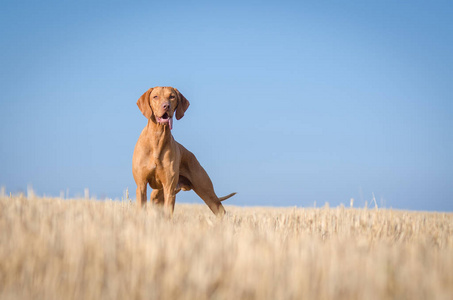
left=146, top=118, right=172, bottom=159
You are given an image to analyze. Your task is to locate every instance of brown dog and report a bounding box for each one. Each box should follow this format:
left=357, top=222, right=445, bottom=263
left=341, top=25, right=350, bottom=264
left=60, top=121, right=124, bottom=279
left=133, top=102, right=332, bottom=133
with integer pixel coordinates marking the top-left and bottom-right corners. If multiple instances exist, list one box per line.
left=132, top=86, right=235, bottom=216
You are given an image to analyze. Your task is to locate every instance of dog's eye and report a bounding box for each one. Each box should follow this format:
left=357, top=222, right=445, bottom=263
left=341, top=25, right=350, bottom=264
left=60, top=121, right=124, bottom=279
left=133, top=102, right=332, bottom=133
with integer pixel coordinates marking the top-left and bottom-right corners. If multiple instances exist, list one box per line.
left=169, top=95, right=175, bottom=99
left=153, top=95, right=158, bottom=99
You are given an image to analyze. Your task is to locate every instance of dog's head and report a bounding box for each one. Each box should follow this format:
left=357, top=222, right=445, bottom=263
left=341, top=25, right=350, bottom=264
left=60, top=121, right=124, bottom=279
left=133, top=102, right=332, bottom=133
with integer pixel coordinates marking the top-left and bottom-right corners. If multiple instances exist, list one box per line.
left=137, top=86, right=190, bottom=130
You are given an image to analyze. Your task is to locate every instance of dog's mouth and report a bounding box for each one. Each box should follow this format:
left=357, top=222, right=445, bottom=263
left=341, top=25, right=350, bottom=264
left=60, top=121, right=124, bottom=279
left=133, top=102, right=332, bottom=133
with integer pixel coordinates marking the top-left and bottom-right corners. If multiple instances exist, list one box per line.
left=156, top=112, right=173, bottom=130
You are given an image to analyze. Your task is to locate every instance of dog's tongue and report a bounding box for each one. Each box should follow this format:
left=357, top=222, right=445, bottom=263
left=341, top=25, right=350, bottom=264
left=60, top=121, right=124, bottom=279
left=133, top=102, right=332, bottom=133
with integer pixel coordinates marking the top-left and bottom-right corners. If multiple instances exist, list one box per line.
left=169, top=117, right=173, bottom=130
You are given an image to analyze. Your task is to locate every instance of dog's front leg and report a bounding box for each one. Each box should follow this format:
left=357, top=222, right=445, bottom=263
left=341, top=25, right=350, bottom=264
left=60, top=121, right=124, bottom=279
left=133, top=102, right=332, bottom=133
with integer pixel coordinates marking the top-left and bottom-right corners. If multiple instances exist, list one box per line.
left=162, top=170, right=179, bottom=217
left=136, top=182, right=148, bottom=208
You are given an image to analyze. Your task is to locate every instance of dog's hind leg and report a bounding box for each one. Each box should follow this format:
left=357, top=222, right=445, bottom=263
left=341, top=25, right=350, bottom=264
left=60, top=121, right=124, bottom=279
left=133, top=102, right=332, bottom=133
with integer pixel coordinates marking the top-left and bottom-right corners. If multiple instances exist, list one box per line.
left=186, top=161, right=228, bottom=217
left=150, top=189, right=164, bottom=206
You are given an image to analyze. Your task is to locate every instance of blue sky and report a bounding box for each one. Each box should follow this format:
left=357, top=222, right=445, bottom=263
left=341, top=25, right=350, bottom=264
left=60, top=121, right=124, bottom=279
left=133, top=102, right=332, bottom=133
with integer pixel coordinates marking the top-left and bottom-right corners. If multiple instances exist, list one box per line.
left=1, top=1, right=452, bottom=211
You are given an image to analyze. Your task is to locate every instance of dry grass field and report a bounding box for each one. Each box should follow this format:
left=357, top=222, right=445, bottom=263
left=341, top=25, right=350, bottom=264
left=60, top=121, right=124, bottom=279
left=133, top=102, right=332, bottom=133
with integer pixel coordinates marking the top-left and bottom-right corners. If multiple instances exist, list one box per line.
left=0, top=195, right=452, bottom=300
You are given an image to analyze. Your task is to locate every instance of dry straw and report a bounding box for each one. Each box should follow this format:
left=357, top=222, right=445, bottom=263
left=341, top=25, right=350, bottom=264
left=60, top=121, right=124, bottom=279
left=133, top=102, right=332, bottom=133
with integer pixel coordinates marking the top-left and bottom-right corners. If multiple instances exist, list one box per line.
left=0, top=195, right=452, bottom=299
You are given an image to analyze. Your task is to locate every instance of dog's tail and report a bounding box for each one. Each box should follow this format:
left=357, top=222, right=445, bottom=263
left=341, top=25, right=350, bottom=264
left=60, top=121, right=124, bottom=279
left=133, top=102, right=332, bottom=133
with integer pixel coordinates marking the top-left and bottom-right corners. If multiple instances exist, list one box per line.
left=219, top=192, right=237, bottom=202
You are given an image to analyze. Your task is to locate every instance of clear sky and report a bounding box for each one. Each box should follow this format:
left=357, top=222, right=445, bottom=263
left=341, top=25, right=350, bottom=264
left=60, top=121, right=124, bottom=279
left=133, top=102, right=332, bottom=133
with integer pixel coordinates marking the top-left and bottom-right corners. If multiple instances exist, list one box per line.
left=1, top=1, right=452, bottom=211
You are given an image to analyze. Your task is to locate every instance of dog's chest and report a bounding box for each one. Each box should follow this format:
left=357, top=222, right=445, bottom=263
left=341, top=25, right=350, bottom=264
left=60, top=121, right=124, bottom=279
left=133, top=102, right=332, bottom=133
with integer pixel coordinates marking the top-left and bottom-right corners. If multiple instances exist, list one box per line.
left=146, top=153, right=172, bottom=189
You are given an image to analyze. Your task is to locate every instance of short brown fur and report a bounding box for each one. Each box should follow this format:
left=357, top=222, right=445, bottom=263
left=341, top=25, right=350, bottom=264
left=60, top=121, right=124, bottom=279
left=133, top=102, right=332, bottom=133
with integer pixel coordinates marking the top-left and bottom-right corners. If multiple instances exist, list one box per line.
left=132, top=86, right=235, bottom=216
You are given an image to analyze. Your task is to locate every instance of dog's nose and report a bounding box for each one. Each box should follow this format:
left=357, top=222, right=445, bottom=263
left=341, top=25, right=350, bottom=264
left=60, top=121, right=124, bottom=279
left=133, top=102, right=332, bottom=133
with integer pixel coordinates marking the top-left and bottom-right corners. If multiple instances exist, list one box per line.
left=162, top=103, right=170, bottom=111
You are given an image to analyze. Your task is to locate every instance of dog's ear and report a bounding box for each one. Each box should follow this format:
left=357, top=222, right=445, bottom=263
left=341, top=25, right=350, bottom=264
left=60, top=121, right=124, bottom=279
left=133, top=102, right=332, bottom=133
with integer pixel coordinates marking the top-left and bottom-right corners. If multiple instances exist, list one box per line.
left=137, top=88, right=153, bottom=119
left=175, top=89, right=190, bottom=120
